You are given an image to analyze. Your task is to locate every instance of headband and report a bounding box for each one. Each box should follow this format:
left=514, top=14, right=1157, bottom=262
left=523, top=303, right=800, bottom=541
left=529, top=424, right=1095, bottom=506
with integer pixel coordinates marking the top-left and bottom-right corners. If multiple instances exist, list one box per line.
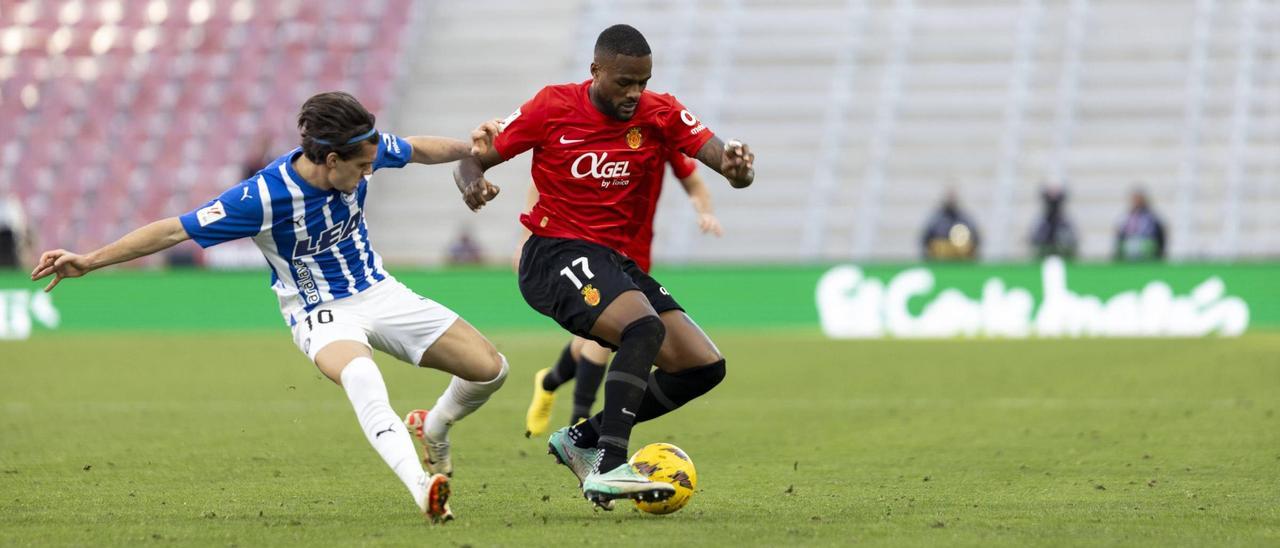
left=311, top=128, right=377, bottom=146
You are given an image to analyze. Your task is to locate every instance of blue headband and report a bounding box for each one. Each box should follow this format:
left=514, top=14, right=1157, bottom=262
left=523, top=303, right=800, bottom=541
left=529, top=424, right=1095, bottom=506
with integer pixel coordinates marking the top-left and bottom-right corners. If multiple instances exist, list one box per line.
left=312, top=128, right=377, bottom=146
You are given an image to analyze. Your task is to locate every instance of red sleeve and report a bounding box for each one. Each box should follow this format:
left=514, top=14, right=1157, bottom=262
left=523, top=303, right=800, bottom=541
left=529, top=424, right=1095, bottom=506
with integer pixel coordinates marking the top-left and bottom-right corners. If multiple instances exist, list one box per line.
left=668, top=150, right=697, bottom=179
left=493, top=88, right=550, bottom=160
left=658, top=94, right=715, bottom=158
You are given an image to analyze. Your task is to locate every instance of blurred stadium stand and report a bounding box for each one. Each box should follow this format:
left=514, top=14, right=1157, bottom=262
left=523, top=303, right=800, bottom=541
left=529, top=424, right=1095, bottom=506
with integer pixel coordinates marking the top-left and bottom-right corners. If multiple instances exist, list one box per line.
left=0, top=0, right=414, bottom=265
left=1, top=0, right=1277, bottom=265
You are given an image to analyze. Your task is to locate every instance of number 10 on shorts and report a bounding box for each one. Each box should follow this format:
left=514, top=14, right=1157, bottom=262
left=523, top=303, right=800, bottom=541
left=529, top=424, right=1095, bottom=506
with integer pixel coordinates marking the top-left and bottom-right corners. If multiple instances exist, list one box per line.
left=559, top=257, right=594, bottom=289
left=305, top=309, right=334, bottom=330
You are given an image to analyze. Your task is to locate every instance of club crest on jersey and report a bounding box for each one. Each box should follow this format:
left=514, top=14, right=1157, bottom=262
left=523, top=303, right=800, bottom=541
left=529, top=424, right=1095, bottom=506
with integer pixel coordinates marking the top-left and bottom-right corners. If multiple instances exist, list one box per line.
left=626, top=127, right=643, bottom=149
left=582, top=284, right=601, bottom=307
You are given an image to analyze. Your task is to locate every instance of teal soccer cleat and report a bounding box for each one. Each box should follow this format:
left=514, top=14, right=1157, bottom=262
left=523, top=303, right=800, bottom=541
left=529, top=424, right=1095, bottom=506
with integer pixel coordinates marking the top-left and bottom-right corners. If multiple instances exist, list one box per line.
left=582, top=462, right=676, bottom=507
left=547, top=427, right=618, bottom=511
left=546, top=426, right=599, bottom=485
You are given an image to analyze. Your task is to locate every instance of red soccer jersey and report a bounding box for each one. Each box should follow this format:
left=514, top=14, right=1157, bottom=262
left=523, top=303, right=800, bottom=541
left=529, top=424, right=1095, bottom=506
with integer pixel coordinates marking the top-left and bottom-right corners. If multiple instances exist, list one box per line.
left=494, top=80, right=715, bottom=260
left=620, top=150, right=698, bottom=272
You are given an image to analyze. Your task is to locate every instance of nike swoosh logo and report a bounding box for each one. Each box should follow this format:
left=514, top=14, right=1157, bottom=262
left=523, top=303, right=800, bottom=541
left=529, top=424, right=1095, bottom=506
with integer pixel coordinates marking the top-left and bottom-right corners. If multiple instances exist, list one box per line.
left=559, top=136, right=585, bottom=144
left=622, top=408, right=636, bottom=417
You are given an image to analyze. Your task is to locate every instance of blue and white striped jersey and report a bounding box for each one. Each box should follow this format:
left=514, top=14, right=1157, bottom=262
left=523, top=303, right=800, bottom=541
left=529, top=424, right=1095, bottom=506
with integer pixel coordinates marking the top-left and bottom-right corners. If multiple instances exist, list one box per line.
left=178, top=133, right=413, bottom=326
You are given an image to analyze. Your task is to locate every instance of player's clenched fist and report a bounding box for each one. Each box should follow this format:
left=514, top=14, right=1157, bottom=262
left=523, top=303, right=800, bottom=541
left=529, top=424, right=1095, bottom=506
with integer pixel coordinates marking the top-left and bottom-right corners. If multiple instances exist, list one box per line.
left=461, top=178, right=501, bottom=211
left=722, top=140, right=755, bottom=189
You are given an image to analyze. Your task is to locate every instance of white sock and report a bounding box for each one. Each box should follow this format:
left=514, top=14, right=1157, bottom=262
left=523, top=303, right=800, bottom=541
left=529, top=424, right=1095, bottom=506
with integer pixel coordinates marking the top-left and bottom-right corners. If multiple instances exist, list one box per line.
left=425, top=354, right=510, bottom=441
left=340, top=357, right=429, bottom=510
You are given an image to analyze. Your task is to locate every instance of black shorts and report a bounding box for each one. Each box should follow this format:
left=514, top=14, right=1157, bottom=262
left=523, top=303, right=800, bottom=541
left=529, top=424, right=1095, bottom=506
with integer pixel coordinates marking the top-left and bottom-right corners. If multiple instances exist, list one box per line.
left=518, top=235, right=682, bottom=348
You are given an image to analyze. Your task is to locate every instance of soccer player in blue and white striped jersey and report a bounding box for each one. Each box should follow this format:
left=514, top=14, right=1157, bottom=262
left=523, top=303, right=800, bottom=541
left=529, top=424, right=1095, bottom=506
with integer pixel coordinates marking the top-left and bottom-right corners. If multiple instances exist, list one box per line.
left=31, top=92, right=507, bottom=523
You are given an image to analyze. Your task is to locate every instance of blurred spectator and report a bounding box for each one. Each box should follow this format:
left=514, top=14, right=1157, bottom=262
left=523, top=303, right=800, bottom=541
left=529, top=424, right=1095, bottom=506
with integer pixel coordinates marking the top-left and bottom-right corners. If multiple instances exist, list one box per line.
left=1114, top=186, right=1166, bottom=262
left=921, top=190, right=980, bottom=261
left=0, top=194, right=32, bottom=269
left=241, top=136, right=275, bottom=180
left=1030, top=185, right=1079, bottom=259
left=446, top=226, right=486, bottom=266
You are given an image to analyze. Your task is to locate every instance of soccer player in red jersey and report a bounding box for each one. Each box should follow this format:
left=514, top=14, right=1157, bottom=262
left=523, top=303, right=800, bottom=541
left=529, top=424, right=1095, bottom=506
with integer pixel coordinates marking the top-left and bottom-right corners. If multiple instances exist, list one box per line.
left=520, top=150, right=723, bottom=438
left=456, top=24, right=754, bottom=508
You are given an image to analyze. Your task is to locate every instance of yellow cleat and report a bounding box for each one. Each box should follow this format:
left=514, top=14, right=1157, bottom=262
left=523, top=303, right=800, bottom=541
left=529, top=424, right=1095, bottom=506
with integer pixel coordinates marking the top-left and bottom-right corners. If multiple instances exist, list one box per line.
left=525, top=368, right=557, bottom=438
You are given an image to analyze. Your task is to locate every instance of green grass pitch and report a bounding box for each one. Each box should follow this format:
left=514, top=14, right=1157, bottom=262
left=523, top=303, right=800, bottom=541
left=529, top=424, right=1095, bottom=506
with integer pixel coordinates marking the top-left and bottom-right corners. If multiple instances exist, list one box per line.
left=2, top=330, right=1278, bottom=546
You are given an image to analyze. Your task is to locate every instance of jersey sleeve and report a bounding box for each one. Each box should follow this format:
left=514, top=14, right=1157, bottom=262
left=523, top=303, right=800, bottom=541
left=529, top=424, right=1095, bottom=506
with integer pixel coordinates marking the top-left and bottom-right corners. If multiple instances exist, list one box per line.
left=493, top=88, right=550, bottom=160
left=178, top=180, right=264, bottom=248
left=659, top=95, right=716, bottom=158
left=668, top=150, right=697, bottom=179
left=373, top=132, right=413, bottom=171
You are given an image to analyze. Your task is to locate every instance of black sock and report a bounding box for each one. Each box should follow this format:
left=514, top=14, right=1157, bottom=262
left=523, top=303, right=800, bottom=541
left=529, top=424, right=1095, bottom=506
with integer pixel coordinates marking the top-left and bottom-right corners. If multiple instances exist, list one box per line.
left=573, top=359, right=726, bottom=448
left=568, top=417, right=599, bottom=448
left=635, top=360, right=726, bottom=421
left=595, top=316, right=664, bottom=472
left=570, top=355, right=606, bottom=425
left=541, top=343, right=576, bottom=391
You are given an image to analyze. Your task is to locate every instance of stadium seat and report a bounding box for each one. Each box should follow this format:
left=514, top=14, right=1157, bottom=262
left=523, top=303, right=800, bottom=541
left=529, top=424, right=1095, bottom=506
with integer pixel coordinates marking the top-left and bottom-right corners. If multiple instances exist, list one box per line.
left=2, top=0, right=417, bottom=263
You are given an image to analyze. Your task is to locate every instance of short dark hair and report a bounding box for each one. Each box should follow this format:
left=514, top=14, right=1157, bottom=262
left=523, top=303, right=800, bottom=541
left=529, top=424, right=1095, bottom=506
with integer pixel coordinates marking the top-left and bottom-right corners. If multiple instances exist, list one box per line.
left=594, top=24, right=651, bottom=58
left=297, top=91, right=378, bottom=163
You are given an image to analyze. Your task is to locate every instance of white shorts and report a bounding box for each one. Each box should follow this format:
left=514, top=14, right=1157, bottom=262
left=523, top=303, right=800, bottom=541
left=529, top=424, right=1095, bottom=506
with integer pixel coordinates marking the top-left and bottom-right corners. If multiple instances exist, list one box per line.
left=289, top=279, right=460, bottom=365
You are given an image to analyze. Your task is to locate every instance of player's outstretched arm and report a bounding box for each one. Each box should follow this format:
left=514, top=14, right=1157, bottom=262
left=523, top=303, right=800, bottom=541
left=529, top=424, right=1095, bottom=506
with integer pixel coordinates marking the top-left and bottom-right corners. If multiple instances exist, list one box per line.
left=677, top=171, right=723, bottom=237
left=404, top=120, right=503, bottom=165
left=405, top=136, right=470, bottom=164
left=694, top=136, right=755, bottom=189
left=30, top=217, right=190, bottom=292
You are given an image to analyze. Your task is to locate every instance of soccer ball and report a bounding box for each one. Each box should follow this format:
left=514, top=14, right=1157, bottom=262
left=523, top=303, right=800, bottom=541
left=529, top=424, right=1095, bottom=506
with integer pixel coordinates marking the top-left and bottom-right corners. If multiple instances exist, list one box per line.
left=628, top=442, right=697, bottom=514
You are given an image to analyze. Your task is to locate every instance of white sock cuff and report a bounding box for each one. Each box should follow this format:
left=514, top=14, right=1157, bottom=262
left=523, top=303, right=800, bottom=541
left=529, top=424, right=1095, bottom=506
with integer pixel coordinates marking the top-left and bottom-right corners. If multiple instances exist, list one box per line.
left=481, top=354, right=510, bottom=386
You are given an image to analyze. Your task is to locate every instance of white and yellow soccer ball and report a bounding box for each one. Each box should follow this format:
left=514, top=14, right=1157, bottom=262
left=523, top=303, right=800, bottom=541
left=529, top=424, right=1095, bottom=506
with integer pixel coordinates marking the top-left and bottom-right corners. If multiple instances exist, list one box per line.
left=628, top=442, right=697, bottom=514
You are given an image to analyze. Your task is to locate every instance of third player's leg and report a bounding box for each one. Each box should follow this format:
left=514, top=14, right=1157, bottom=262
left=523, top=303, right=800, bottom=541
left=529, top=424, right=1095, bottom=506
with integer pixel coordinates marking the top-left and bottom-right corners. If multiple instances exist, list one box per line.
left=578, top=337, right=611, bottom=363
left=571, top=337, right=611, bottom=424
